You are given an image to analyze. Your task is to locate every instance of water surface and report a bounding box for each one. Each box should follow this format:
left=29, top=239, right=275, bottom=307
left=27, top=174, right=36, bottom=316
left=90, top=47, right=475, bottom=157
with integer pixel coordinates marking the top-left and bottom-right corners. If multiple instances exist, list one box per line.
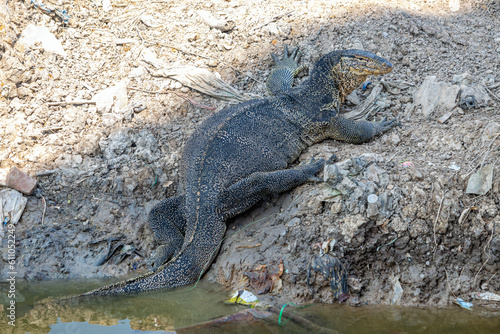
left=0, top=279, right=499, bottom=333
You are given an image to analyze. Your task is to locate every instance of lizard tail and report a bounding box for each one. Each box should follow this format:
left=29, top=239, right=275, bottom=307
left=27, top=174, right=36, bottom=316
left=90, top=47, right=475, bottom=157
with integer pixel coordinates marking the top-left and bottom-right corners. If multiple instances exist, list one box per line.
left=82, top=224, right=225, bottom=296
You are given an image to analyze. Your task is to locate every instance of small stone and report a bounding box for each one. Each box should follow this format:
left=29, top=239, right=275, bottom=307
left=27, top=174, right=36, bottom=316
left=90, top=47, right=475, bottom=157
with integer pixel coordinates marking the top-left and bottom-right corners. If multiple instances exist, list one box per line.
left=438, top=111, right=453, bottom=124
left=207, top=59, right=218, bottom=67
left=346, top=91, right=361, bottom=105
left=0, top=168, right=8, bottom=186
left=366, top=203, right=378, bottom=218
left=287, top=217, right=301, bottom=227
left=331, top=202, right=343, bottom=214
left=6, top=166, right=37, bottom=195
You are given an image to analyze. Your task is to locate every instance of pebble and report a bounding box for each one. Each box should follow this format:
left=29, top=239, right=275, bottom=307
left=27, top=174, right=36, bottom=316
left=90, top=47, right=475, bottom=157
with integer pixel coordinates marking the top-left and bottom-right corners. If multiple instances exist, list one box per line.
left=287, top=217, right=301, bottom=228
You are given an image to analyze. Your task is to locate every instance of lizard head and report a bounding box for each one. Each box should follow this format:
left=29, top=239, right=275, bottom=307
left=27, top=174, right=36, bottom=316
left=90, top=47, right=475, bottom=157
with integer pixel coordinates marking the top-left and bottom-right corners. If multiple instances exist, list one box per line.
left=322, top=49, right=392, bottom=100
left=337, top=49, right=393, bottom=76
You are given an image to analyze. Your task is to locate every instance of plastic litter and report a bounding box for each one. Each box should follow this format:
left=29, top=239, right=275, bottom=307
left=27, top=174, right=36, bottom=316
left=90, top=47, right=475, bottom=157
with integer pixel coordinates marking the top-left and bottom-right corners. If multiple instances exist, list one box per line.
left=18, top=24, right=67, bottom=57
left=0, top=189, right=28, bottom=242
left=226, top=290, right=259, bottom=307
left=472, top=292, right=500, bottom=302
left=31, top=0, right=70, bottom=24
left=454, top=298, right=473, bottom=310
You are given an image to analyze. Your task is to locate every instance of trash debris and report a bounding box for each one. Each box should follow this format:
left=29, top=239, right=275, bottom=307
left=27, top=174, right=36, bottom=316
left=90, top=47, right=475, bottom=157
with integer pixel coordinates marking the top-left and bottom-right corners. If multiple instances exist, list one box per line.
left=243, top=260, right=284, bottom=294
left=0, top=189, right=28, bottom=241
left=454, top=297, right=473, bottom=310
left=438, top=111, right=454, bottom=123
left=140, top=49, right=256, bottom=102
left=413, top=76, right=459, bottom=117
left=17, top=24, right=67, bottom=57
left=471, top=292, right=500, bottom=302
left=459, top=95, right=476, bottom=110
left=226, top=290, right=259, bottom=306
left=307, top=253, right=349, bottom=301
left=362, top=81, right=372, bottom=92
left=465, top=164, right=494, bottom=195
left=401, top=161, right=415, bottom=168
left=341, top=83, right=383, bottom=120
left=452, top=72, right=473, bottom=85
left=114, top=244, right=137, bottom=264
left=366, top=193, right=379, bottom=218
left=176, top=309, right=272, bottom=333
left=5, top=166, right=37, bottom=195
left=459, top=84, right=491, bottom=109
left=151, top=65, right=253, bottom=102
left=31, top=0, right=70, bottom=25
left=102, top=0, right=112, bottom=12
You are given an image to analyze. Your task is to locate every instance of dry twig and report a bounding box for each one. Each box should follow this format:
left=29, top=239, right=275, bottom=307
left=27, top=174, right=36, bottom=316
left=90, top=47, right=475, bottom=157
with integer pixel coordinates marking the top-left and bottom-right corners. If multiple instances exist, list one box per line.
left=41, top=195, right=47, bottom=225
left=432, top=190, right=446, bottom=261
left=253, top=10, right=294, bottom=30
left=473, top=221, right=497, bottom=288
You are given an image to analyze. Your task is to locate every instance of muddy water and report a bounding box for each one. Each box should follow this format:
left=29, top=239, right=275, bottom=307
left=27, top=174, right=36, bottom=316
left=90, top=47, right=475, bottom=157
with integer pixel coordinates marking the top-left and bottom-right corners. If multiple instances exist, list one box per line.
left=0, top=279, right=499, bottom=334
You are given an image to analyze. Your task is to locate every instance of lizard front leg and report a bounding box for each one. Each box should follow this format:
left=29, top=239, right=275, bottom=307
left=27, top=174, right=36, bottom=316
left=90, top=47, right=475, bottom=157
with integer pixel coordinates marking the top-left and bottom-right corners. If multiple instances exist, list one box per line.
left=266, top=45, right=307, bottom=96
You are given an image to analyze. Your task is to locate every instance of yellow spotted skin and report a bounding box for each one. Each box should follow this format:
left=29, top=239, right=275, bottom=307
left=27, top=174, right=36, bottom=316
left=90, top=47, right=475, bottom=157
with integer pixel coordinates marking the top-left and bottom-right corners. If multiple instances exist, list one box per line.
left=84, top=47, right=396, bottom=296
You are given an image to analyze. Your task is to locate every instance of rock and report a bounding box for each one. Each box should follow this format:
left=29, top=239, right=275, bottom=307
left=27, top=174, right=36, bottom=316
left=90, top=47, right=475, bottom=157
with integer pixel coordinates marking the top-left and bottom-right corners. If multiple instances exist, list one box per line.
left=346, top=90, right=361, bottom=105
left=466, top=164, right=494, bottom=195
left=197, top=10, right=235, bottom=32
left=134, top=130, right=160, bottom=163
left=93, top=80, right=129, bottom=114
left=17, top=24, right=67, bottom=57
left=481, top=122, right=500, bottom=143
left=452, top=72, right=473, bottom=85
left=341, top=214, right=367, bottom=243
left=391, top=276, right=403, bottom=305
left=99, top=128, right=133, bottom=160
left=5, top=167, right=37, bottom=195
left=413, top=76, right=459, bottom=117
left=0, top=168, right=8, bottom=186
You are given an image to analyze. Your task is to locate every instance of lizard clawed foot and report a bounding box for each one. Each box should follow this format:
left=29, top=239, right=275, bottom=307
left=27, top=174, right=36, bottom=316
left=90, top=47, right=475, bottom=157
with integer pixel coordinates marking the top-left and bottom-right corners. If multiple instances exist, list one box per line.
left=376, top=118, right=400, bottom=134
left=326, top=154, right=338, bottom=165
left=270, top=44, right=306, bottom=74
left=302, top=157, right=325, bottom=182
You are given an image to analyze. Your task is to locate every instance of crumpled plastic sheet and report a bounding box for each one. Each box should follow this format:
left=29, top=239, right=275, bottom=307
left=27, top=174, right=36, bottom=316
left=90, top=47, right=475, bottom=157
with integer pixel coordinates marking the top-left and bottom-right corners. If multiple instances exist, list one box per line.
left=0, top=189, right=27, bottom=241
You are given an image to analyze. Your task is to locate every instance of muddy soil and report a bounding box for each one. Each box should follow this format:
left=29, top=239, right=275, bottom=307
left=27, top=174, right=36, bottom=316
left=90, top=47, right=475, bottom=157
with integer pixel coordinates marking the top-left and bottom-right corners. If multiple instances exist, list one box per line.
left=1, top=0, right=499, bottom=307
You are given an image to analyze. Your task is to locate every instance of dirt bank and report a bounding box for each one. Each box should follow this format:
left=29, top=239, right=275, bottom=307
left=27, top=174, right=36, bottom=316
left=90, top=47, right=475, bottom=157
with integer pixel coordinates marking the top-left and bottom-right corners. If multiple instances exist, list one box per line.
left=1, top=0, right=499, bottom=307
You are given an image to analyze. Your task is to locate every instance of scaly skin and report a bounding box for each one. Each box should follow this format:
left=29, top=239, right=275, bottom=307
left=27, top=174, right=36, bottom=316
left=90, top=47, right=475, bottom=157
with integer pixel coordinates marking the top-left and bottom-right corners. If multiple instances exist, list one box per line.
left=84, top=46, right=395, bottom=296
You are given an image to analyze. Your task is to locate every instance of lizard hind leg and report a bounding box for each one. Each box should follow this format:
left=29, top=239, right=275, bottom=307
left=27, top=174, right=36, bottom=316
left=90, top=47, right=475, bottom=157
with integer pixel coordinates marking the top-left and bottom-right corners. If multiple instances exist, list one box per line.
left=147, top=195, right=186, bottom=270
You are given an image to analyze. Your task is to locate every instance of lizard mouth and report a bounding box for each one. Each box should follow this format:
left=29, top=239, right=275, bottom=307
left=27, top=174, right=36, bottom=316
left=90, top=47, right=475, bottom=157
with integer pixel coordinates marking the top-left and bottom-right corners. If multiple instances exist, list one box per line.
left=340, top=50, right=393, bottom=76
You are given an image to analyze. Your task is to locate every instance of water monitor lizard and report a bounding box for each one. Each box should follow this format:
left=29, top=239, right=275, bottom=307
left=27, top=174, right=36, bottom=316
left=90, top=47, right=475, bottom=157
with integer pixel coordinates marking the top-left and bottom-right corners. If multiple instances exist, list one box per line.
left=84, top=46, right=396, bottom=295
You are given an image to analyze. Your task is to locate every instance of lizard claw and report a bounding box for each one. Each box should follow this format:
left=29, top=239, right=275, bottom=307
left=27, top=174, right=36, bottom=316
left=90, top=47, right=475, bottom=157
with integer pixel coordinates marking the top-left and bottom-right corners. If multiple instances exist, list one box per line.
left=270, top=52, right=280, bottom=64
left=326, top=154, right=338, bottom=164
